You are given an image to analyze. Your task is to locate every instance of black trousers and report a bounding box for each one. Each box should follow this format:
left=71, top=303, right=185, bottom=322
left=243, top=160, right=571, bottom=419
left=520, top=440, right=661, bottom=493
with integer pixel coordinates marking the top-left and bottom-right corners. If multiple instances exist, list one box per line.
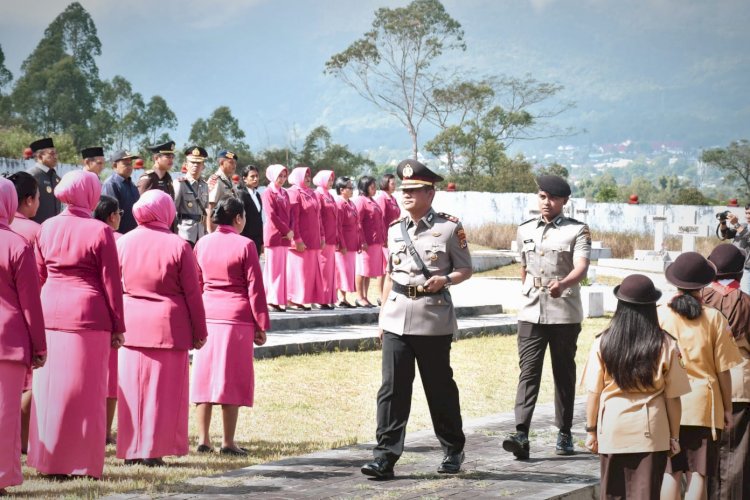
left=514, top=321, right=580, bottom=433
left=374, top=332, right=465, bottom=464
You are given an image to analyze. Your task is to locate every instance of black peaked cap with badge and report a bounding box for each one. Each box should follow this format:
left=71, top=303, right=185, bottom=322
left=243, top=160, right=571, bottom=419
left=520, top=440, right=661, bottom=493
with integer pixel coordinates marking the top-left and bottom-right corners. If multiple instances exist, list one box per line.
left=536, top=175, right=571, bottom=197
left=30, top=137, right=54, bottom=153
left=80, top=147, right=104, bottom=159
left=184, top=146, right=208, bottom=162
left=148, top=141, right=176, bottom=154
left=397, top=159, right=443, bottom=189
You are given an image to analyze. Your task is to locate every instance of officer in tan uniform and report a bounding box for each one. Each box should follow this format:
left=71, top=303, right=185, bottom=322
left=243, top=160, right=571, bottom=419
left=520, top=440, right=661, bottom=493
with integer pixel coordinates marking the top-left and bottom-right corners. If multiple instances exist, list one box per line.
left=174, top=146, right=209, bottom=247
left=361, top=159, right=472, bottom=480
left=207, top=150, right=239, bottom=233
left=503, top=175, right=591, bottom=459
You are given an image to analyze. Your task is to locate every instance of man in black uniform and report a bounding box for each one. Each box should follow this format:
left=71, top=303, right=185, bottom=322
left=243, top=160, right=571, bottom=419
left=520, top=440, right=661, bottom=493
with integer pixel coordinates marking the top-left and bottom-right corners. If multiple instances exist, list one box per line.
left=26, top=137, right=61, bottom=223
left=239, top=165, right=264, bottom=253
left=137, top=140, right=176, bottom=198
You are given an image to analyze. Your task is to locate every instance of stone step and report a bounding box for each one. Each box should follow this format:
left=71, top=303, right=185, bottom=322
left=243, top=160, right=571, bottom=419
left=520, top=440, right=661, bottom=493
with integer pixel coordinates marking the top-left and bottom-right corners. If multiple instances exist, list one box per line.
left=256, top=313, right=516, bottom=359
left=267, top=303, right=503, bottom=332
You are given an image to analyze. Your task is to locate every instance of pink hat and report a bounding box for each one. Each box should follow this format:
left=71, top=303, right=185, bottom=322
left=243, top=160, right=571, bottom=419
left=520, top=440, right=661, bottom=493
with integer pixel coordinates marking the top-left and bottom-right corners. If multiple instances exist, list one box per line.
left=54, top=170, right=101, bottom=211
left=132, top=190, right=176, bottom=229
left=265, top=164, right=287, bottom=184
left=288, top=166, right=310, bottom=188
left=313, top=170, right=334, bottom=189
left=0, top=177, right=18, bottom=225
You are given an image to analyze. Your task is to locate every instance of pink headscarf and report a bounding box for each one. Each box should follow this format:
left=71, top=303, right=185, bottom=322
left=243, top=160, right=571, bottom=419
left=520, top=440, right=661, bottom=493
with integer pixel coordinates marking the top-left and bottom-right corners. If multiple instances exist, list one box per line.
left=55, top=170, right=101, bottom=211
left=0, top=177, right=18, bottom=226
left=265, top=164, right=288, bottom=190
left=132, top=190, right=176, bottom=229
left=313, top=170, right=335, bottom=190
left=289, top=166, right=310, bottom=189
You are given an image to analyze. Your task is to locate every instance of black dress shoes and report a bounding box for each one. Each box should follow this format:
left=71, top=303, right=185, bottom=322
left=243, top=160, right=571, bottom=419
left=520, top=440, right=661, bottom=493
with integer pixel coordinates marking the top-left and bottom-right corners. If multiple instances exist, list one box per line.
left=354, top=299, right=374, bottom=308
left=556, top=431, right=575, bottom=456
left=288, top=303, right=311, bottom=311
left=196, top=444, right=214, bottom=453
left=220, top=446, right=248, bottom=456
left=502, top=431, right=530, bottom=459
left=268, top=304, right=286, bottom=312
left=361, top=457, right=394, bottom=479
left=337, top=300, right=354, bottom=308
left=437, top=451, right=464, bottom=474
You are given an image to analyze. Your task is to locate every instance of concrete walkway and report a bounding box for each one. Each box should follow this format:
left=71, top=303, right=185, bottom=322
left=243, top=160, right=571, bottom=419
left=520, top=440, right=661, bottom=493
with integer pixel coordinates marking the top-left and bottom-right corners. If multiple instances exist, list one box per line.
left=109, top=397, right=599, bottom=499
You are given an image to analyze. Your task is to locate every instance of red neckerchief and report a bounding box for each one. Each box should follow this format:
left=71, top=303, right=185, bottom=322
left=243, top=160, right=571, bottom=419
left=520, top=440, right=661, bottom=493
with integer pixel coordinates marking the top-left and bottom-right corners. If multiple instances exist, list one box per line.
left=709, top=280, right=741, bottom=296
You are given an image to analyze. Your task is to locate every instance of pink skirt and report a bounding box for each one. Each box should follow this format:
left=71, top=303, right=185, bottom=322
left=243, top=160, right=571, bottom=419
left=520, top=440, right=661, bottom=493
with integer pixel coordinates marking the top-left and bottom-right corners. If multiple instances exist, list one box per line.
left=23, top=366, right=32, bottom=392
left=335, top=250, right=356, bottom=292
left=287, top=247, right=323, bottom=304
left=0, top=361, right=25, bottom=489
left=107, top=348, right=118, bottom=399
left=264, top=246, right=287, bottom=306
left=356, top=244, right=385, bottom=278
left=190, top=321, right=255, bottom=407
left=28, top=330, right=109, bottom=478
left=318, top=244, right=337, bottom=304
left=116, top=347, right=189, bottom=460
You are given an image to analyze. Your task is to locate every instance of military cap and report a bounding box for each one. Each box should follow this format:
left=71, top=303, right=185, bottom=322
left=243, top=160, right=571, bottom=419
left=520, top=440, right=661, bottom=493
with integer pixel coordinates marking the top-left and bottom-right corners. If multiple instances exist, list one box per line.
left=185, top=146, right=208, bottom=163
left=217, top=150, right=238, bottom=162
left=80, top=146, right=104, bottom=159
left=30, top=137, right=54, bottom=153
left=396, top=159, right=443, bottom=190
left=536, top=175, right=571, bottom=197
left=110, top=150, right=139, bottom=163
left=707, top=243, right=746, bottom=278
left=148, top=140, right=176, bottom=154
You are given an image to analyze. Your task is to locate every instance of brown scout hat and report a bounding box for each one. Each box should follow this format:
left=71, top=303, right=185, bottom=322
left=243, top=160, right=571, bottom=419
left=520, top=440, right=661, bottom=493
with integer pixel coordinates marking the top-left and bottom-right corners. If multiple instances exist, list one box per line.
left=665, top=251, right=717, bottom=290
left=613, top=274, right=662, bottom=304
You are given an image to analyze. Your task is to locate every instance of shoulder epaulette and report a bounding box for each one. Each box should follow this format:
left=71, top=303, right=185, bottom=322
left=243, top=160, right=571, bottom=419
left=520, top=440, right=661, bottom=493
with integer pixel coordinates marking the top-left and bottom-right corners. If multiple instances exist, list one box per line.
left=519, top=217, right=536, bottom=226
left=438, top=212, right=459, bottom=223
left=390, top=216, right=406, bottom=227
left=143, top=169, right=155, bottom=175
left=566, top=217, right=585, bottom=225
left=177, top=176, right=187, bottom=182
left=595, top=330, right=604, bottom=338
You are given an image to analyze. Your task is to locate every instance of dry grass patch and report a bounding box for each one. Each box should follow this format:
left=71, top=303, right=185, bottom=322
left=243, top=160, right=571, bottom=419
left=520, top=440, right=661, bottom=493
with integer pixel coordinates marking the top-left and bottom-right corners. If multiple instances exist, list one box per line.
left=13, top=317, right=609, bottom=498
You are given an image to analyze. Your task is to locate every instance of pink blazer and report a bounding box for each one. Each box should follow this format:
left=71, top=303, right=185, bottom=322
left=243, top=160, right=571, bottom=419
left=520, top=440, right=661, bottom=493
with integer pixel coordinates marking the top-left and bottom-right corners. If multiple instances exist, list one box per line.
left=335, top=197, right=361, bottom=252
left=0, top=224, right=46, bottom=365
left=195, top=225, right=270, bottom=331
left=375, top=191, right=401, bottom=238
left=117, top=224, right=208, bottom=349
left=315, top=188, right=339, bottom=247
left=262, top=186, right=292, bottom=248
left=354, top=195, right=385, bottom=246
left=288, top=186, right=324, bottom=248
left=10, top=212, right=41, bottom=244
left=35, top=206, right=125, bottom=333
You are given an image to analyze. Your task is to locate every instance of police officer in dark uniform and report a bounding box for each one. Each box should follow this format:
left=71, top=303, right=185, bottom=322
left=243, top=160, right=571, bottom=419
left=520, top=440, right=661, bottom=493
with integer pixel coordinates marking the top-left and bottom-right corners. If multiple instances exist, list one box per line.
left=174, top=146, right=209, bottom=246
left=137, top=140, right=176, bottom=198
left=26, top=137, right=61, bottom=223
left=361, top=159, right=473, bottom=479
left=503, top=175, right=591, bottom=459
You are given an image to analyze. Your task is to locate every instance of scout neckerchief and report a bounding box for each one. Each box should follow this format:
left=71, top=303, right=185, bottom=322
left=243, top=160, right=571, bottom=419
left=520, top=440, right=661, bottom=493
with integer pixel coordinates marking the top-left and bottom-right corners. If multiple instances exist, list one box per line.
left=401, top=218, right=432, bottom=280
left=183, top=178, right=207, bottom=216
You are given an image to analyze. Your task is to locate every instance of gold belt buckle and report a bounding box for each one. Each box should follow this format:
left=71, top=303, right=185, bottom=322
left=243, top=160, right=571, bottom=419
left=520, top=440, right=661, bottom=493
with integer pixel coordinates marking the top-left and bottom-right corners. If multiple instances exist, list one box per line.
left=407, top=285, right=417, bottom=299
left=533, top=277, right=542, bottom=288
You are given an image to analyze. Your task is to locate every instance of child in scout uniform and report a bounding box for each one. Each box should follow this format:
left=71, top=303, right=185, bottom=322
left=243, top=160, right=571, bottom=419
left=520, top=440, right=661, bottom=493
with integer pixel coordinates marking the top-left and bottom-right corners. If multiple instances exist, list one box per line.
left=657, top=252, right=744, bottom=500
left=582, top=274, right=690, bottom=499
left=701, top=244, right=750, bottom=499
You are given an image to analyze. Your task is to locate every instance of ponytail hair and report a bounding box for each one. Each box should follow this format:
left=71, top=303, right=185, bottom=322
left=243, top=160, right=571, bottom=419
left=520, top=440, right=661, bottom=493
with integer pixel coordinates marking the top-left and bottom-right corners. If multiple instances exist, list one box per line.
left=8, top=171, right=38, bottom=204
left=668, top=290, right=703, bottom=320
left=211, top=197, right=244, bottom=226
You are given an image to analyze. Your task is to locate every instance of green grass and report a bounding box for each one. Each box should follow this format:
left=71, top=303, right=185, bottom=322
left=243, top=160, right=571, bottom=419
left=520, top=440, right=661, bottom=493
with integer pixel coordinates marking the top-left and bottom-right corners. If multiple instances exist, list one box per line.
left=12, top=317, right=610, bottom=498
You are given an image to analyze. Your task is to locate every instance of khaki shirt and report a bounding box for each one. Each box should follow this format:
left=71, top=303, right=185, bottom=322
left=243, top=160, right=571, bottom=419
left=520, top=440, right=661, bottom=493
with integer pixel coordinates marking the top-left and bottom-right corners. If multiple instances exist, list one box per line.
left=517, top=215, right=591, bottom=324
left=174, top=177, right=209, bottom=244
left=658, top=305, right=744, bottom=433
left=208, top=171, right=237, bottom=205
left=582, top=335, right=690, bottom=454
left=379, top=208, right=472, bottom=336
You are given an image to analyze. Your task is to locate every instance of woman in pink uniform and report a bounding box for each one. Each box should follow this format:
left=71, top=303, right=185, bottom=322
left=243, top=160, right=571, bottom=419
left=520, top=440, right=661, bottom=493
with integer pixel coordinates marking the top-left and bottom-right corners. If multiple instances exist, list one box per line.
left=8, top=171, right=41, bottom=455
left=0, top=177, right=46, bottom=495
left=93, top=195, right=123, bottom=446
left=374, top=174, right=401, bottom=295
left=192, top=197, right=270, bottom=455
left=286, top=166, right=324, bottom=310
left=313, top=170, right=338, bottom=309
left=334, top=176, right=360, bottom=308
left=116, top=190, right=207, bottom=467
left=29, top=170, right=125, bottom=479
left=262, top=164, right=293, bottom=312
left=353, top=175, right=385, bottom=308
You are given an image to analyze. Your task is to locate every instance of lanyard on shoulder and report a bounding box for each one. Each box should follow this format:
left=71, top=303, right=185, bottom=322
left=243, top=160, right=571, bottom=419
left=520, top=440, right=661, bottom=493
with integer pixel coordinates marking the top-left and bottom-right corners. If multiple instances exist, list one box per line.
left=400, top=218, right=432, bottom=280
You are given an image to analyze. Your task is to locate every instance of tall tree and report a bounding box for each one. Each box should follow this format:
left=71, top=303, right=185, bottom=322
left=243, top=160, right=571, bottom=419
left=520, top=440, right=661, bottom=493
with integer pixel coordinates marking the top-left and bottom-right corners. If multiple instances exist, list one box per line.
left=701, top=140, right=750, bottom=199
left=325, top=0, right=465, bottom=159
left=0, top=45, right=13, bottom=121
left=188, top=106, right=249, bottom=161
left=93, top=76, right=146, bottom=150
left=141, top=95, right=178, bottom=146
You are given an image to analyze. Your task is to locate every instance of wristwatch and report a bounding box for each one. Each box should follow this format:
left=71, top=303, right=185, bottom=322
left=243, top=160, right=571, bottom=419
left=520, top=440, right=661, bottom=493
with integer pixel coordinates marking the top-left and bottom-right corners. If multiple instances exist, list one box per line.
left=584, top=424, right=597, bottom=433
left=444, top=274, right=453, bottom=289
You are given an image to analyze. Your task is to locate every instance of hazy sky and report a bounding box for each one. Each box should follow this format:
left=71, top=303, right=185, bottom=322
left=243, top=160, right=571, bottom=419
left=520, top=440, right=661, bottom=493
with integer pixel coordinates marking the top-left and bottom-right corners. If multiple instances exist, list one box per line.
left=2, top=0, right=749, bottom=159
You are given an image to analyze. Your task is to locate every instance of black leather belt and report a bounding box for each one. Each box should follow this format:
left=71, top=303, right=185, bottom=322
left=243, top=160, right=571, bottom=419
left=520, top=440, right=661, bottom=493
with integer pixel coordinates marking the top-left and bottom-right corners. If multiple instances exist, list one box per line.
left=391, top=281, right=442, bottom=299
left=177, top=213, right=204, bottom=222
